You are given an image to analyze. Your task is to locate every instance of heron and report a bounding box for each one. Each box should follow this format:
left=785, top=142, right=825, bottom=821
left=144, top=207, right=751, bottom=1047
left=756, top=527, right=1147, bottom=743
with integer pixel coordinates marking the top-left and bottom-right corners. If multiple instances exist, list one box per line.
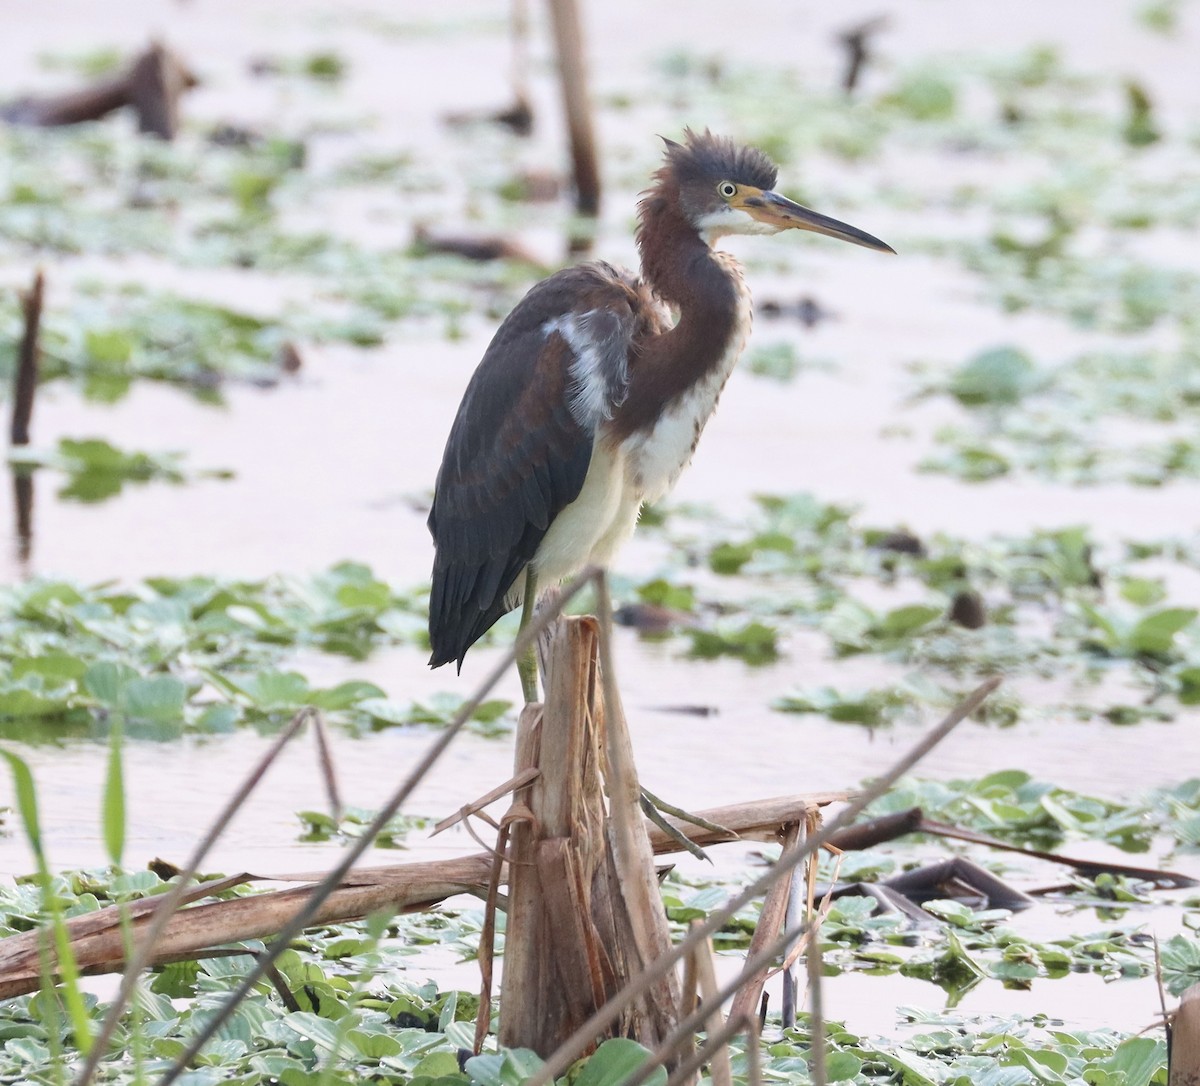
left=428, top=129, right=893, bottom=702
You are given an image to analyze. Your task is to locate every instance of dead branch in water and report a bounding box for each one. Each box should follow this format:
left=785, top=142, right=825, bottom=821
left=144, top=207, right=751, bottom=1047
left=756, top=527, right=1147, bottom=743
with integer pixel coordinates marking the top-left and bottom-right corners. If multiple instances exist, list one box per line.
left=10, top=269, right=43, bottom=447
left=1, top=42, right=196, bottom=138
left=0, top=787, right=845, bottom=1002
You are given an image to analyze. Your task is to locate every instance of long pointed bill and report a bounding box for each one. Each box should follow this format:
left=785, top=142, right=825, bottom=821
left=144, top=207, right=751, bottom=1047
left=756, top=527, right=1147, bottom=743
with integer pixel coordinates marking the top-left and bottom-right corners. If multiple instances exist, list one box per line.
left=744, top=189, right=895, bottom=253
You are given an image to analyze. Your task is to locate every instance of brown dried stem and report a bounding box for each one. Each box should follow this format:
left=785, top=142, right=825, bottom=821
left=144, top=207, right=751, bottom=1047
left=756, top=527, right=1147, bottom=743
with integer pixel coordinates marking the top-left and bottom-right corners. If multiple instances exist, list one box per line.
left=546, top=0, right=600, bottom=219
left=11, top=270, right=43, bottom=447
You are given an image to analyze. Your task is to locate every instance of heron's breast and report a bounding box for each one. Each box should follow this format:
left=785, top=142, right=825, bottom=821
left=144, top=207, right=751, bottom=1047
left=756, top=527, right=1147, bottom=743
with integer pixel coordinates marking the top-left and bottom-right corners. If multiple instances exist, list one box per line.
left=621, top=267, right=753, bottom=503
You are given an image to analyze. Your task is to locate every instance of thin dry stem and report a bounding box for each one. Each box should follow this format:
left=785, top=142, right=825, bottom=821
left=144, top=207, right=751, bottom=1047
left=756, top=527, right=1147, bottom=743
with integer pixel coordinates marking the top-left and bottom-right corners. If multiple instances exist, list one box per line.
left=595, top=574, right=681, bottom=1034
left=745, top=1018, right=763, bottom=1086
left=431, top=768, right=539, bottom=836
left=547, top=0, right=600, bottom=217
left=474, top=824, right=510, bottom=1054
left=309, top=709, right=343, bottom=820
left=692, top=931, right=732, bottom=1086
left=805, top=916, right=826, bottom=1086
left=780, top=819, right=807, bottom=1026
left=728, top=820, right=799, bottom=1024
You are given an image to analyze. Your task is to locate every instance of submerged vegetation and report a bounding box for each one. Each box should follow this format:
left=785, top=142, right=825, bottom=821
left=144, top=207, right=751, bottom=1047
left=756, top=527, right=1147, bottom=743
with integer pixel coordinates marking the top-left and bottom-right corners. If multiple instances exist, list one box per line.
left=1, top=5, right=1199, bottom=1085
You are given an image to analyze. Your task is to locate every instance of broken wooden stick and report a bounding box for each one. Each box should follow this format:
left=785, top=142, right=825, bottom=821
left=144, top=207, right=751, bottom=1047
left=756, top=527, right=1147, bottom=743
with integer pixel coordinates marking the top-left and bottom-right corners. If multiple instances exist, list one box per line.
left=1, top=42, right=196, bottom=139
left=0, top=856, right=496, bottom=1001
left=1171, top=982, right=1200, bottom=1086
left=728, top=820, right=801, bottom=1025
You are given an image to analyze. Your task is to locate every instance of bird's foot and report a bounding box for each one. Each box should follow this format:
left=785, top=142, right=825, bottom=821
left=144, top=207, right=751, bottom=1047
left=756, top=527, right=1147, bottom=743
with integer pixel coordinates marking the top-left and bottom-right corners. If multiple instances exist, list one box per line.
left=639, top=786, right=736, bottom=863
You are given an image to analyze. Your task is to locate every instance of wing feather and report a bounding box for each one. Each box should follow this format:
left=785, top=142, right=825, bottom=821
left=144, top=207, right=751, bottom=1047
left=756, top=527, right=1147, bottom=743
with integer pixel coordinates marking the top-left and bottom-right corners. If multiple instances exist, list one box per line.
left=427, top=263, right=641, bottom=669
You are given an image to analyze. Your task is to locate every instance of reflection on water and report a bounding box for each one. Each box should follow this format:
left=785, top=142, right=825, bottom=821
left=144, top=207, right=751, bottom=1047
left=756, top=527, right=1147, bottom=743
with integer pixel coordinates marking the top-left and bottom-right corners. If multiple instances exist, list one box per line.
left=10, top=469, right=33, bottom=569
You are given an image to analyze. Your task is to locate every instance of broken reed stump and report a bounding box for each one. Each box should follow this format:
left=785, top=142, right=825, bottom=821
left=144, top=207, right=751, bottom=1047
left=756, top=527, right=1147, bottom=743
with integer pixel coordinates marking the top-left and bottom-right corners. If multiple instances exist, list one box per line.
left=1171, top=982, right=1200, bottom=1086
left=837, top=15, right=890, bottom=96
left=10, top=269, right=43, bottom=447
left=499, top=615, right=678, bottom=1056
left=0, top=42, right=196, bottom=139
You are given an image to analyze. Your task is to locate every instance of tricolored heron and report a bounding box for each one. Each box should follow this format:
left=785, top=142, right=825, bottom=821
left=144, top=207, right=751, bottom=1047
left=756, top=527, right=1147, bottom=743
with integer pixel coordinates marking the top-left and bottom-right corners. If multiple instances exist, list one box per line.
left=428, top=130, right=893, bottom=701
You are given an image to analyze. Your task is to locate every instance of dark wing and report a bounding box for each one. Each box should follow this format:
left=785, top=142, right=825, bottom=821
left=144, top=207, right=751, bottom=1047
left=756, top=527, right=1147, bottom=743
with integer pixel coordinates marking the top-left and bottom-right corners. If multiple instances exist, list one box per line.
left=427, top=262, right=641, bottom=669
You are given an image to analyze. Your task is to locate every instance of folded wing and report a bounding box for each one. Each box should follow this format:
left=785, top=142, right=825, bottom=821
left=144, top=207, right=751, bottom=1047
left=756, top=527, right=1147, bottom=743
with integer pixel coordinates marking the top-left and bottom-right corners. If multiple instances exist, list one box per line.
left=427, top=263, right=642, bottom=668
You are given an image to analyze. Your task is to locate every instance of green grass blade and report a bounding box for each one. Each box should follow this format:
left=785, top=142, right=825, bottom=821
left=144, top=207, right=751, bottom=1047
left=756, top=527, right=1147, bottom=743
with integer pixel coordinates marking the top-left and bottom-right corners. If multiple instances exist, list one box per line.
left=103, top=718, right=126, bottom=866
left=1, top=747, right=95, bottom=1056
left=1, top=747, right=43, bottom=851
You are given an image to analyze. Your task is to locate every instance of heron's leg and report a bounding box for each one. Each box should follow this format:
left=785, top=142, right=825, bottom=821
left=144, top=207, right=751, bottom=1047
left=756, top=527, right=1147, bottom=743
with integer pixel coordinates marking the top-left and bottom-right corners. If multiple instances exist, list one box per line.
left=516, top=566, right=540, bottom=704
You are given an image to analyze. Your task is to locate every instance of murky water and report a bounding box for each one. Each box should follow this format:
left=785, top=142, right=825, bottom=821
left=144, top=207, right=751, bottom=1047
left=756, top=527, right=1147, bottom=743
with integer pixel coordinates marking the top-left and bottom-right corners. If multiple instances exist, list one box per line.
left=3, top=0, right=1199, bottom=1038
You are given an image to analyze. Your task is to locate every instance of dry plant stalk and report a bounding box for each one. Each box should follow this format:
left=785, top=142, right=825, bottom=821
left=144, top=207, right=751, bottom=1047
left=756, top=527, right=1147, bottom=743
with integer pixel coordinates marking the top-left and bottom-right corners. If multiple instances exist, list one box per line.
left=728, top=820, right=802, bottom=1024
left=432, top=768, right=539, bottom=836
left=1171, top=982, right=1200, bottom=1086
left=11, top=269, right=43, bottom=447
left=805, top=914, right=827, bottom=1086
left=498, top=614, right=676, bottom=1054
left=690, top=929, right=732, bottom=1086
left=596, top=578, right=681, bottom=1040
left=546, top=0, right=600, bottom=217
left=1, top=42, right=195, bottom=138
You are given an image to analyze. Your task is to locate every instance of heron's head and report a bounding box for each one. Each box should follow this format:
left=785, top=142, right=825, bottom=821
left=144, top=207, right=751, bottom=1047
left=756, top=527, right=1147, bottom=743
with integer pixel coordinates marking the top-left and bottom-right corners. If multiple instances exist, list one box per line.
left=653, top=129, right=894, bottom=252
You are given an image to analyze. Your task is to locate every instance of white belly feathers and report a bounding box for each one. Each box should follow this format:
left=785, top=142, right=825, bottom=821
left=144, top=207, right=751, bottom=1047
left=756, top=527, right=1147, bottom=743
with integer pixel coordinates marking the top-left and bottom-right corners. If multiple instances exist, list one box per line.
left=531, top=252, right=754, bottom=583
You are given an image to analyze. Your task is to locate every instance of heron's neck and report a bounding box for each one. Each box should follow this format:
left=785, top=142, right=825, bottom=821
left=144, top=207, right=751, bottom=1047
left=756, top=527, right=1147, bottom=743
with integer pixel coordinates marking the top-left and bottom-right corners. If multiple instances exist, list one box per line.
left=637, top=202, right=736, bottom=314
left=610, top=201, right=747, bottom=439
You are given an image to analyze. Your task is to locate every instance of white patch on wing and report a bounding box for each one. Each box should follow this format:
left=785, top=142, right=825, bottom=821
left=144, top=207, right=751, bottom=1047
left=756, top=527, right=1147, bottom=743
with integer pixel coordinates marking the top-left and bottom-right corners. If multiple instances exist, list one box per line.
left=528, top=254, right=754, bottom=587
left=543, top=309, right=629, bottom=429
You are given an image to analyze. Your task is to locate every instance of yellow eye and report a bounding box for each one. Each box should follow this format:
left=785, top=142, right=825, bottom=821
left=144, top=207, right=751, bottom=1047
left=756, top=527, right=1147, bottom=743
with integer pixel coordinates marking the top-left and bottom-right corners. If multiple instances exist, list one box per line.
left=718, top=181, right=737, bottom=199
